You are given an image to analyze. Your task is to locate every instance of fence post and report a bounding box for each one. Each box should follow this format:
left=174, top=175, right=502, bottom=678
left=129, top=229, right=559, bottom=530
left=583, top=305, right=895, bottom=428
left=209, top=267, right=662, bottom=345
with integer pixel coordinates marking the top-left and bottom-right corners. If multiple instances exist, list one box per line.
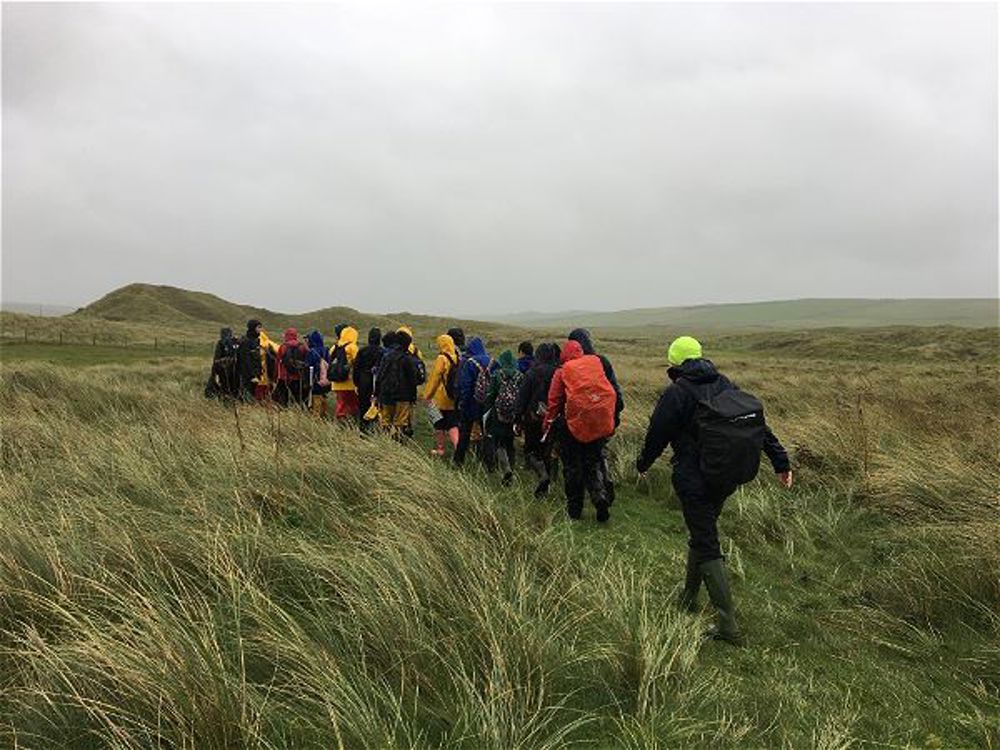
left=59, top=332, right=63, bottom=345
left=154, top=337, right=158, bottom=350
left=24, top=330, right=28, bottom=343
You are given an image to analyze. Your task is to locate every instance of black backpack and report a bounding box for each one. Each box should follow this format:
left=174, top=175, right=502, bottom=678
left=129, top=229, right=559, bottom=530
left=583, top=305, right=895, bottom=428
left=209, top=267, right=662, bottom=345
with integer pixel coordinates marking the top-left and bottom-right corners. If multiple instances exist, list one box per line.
left=329, top=344, right=351, bottom=382
left=443, top=354, right=459, bottom=399
left=281, top=343, right=308, bottom=380
left=679, top=380, right=766, bottom=489
left=376, top=350, right=403, bottom=400
left=353, top=347, right=382, bottom=391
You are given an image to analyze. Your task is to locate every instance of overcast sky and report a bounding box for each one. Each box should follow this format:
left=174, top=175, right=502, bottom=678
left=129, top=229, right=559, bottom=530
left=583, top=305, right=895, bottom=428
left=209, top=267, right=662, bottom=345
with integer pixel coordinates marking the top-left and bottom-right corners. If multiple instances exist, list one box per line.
left=3, top=3, right=997, bottom=316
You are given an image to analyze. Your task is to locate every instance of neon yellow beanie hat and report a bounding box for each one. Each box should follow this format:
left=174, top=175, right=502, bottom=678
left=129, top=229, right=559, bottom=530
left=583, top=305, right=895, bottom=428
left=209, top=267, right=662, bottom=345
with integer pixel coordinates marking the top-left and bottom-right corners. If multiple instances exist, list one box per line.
left=667, top=336, right=703, bottom=366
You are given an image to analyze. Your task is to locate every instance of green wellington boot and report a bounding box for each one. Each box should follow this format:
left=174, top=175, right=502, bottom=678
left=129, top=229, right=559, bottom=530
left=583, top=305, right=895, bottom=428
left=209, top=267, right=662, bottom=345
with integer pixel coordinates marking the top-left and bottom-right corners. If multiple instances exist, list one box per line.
left=699, top=558, right=744, bottom=645
left=677, top=549, right=702, bottom=613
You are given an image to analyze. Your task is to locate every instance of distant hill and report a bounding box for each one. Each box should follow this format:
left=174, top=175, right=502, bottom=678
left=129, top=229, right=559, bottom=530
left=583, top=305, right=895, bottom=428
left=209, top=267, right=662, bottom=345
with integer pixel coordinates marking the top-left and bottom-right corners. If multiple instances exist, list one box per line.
left=72, top=283, right=525, bottom=345
left=1, top=302, right=78, bottom=317
left=492, top=298, right=998, bottom=330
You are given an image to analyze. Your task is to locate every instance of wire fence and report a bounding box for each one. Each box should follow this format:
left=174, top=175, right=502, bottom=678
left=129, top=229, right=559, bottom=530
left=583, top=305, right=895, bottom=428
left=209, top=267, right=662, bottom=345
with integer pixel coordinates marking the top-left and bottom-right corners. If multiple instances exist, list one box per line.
left=0, top=328, right=212, bottom=355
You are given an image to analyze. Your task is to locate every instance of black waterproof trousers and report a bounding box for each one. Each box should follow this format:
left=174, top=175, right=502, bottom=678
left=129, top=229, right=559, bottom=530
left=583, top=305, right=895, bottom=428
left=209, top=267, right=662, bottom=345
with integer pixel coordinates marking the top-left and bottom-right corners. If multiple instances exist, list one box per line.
left=274, top=379, right=307, bottom=408
left=453, top=416, right=483, bottom=466
left=561, top=435, right=608, bottom=519
left=676, top=481, right=737, bottom=565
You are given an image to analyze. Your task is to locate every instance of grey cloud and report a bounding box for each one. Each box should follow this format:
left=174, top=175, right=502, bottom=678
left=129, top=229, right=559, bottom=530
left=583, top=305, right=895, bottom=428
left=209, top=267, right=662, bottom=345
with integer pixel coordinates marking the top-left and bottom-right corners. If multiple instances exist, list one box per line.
left=2, top=2, right=996, bottom=316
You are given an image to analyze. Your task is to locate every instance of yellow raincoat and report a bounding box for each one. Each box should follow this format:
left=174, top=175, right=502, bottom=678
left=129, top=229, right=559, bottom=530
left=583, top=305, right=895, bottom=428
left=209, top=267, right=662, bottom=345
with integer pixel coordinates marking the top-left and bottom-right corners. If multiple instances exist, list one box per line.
left=332, top=326, right=359, bottom=392
left=257, top=329, right=280, bottom=386
left=423, top=334, right=457, bottom=410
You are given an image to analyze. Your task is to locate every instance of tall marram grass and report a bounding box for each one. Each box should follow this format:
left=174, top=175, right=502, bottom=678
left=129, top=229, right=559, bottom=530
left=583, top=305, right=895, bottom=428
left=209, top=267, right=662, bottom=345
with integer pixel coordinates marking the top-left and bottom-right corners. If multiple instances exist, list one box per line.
left=3, top=330, right=999, bottom=748
left=1, top=362, right=719, bottom=749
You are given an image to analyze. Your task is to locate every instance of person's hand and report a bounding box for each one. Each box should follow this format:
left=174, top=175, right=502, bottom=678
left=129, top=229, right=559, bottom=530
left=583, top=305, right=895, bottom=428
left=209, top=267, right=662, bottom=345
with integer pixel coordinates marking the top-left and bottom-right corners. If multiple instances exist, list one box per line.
left=777, top=471, right=793, bottom=489
left=638, top=471, right=647, bottom=481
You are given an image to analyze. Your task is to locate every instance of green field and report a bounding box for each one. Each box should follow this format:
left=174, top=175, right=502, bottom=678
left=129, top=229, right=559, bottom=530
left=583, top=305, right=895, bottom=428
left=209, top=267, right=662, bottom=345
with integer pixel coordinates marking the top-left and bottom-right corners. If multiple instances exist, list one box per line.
left=1, top=320, right=998, bottom=749
left=493, top=298, right=999, bottom=330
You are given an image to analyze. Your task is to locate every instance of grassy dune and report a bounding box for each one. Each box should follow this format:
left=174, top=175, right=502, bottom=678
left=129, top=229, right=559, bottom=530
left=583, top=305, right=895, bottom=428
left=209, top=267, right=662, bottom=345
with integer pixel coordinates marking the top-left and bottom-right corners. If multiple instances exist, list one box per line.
left=0, top=328, right=998, bottom=748
left=58, top=283, right=533, bottom=348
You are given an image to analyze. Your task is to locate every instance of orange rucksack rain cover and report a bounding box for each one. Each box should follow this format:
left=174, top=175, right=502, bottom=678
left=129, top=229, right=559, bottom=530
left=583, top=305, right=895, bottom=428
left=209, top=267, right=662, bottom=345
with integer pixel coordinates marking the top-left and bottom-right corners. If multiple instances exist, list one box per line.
left=562, top=354, right=616, bottom=443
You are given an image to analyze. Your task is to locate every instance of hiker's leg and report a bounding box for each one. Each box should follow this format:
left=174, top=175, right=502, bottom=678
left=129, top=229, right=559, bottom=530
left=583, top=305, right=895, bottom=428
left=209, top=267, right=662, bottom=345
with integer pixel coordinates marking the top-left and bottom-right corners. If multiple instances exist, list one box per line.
left=496, top=433, right=514, bottom=483
left=433, top=430, right=446, bottom=455
left=379, top=404, right=394, bottom=432
left=439, top=411, right=459, bottom=450
left=496, top=440, right=511, bottom=475
left=584, top=440, right=610, bottom=522
left=310, top=395, right=324, bottom=417
left=700, top=557, right=742, bottom=644
left=600, top=444, right=616, bottom=506
left=394, top=402, right=413, bottom=439
left=523, top=423, right=541, bottom=475
left=453, top=417, right=472, bottom=465
left=402, top=402, right=415, bottom=438
left=336, top=391, right=358, bottom=420
left=226, top=367, right=240, bottom=398
left=678, top=488, right=728, bottom=567
left=521, top=423, right=548, bottom=494
left=679, top=547, right=702, bottom=612
left=479, top=423, right=497, bottom=471
left=561, top=437, right=585, bottom=519
left=677, top=487, right=739, bottom=636
left=526, top=452, right=547, bottom=481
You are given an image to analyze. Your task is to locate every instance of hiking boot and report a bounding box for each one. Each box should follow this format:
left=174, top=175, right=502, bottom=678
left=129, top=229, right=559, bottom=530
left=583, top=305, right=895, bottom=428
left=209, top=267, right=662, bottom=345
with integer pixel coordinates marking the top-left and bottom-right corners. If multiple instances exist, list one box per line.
left=678, top=549, right=701, bottom=613
left=501, top=472, right=514, bottom=487
left=595, top=504, right=610, bottom=523
left=533, top=478, right=550, bottom=499
left=699, top=558, right=743, bottom=645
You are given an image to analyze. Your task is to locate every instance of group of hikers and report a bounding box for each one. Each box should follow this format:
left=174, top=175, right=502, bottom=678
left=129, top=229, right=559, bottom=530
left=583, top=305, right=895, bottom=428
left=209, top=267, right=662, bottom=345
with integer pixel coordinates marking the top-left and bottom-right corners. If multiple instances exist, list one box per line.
left=206, top=319, right=793, bottom=644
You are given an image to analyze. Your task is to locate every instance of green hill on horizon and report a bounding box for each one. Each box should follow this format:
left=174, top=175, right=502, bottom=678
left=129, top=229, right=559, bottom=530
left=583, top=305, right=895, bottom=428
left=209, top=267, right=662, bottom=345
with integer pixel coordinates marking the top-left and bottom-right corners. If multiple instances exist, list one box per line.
left=492, top=298, right=999, bottom=330
left=73, top=283, right=525, bottom=344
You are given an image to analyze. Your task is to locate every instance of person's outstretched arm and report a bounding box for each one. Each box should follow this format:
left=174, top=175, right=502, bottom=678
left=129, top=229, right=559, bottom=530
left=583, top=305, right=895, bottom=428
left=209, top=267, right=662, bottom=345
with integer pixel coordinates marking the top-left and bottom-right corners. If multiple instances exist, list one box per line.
left=636, top=388, right=682, bottom=474
left=763, top=427, right=793, bottom=486
left=543, top=370, right=566, bottom=432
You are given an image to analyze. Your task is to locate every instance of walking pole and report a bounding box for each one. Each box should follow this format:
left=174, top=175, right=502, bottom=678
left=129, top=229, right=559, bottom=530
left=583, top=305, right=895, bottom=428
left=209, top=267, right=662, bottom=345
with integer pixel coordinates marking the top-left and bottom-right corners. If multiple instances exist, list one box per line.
left=308, top=366, right=314, bottom=411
